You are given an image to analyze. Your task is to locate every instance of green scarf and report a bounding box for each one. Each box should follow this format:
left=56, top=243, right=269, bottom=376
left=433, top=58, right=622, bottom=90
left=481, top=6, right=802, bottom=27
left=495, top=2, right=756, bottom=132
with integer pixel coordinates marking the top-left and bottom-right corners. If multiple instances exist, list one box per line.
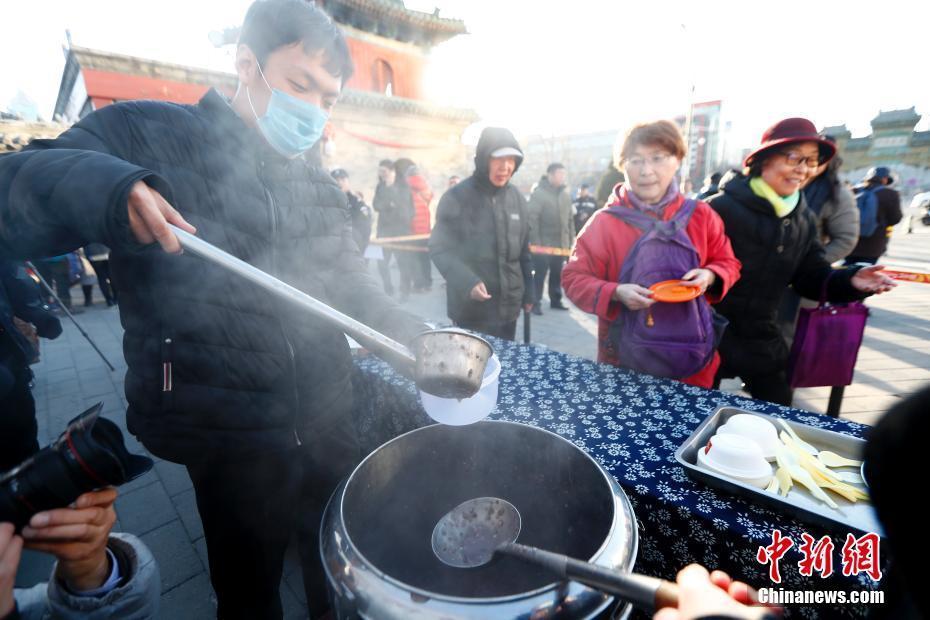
left=749, top=176, right=800, bottom=217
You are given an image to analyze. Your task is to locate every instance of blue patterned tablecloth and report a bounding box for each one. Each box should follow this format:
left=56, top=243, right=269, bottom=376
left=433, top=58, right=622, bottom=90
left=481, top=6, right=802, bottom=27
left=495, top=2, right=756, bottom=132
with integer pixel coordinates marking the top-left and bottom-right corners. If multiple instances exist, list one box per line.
left=350, top=338, right=886, bottom=619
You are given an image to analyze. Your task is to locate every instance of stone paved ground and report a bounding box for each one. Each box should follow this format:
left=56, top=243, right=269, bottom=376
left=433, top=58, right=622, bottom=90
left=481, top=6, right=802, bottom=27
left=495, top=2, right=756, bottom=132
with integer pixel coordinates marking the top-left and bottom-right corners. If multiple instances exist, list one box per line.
left=14, top=225, right=929, bottom=618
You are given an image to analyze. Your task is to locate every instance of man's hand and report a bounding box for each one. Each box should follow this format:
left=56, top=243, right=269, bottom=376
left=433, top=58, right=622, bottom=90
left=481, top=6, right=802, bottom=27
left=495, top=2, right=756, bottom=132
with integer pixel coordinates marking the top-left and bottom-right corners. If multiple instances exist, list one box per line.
left=681, top=268, right=716, bottom=295
left=612, top=283, right=655, bottom=310
left=523, top=303, right=534, bottom=313
left=653, top=564, right=776, bottom=620
left=0, top=523, right=23, bottom=619
left=850, top=265, right=896, bottom=295
left=21, top=488, right=118, bottom=593
left=127, top=181, right=197, bottom=254
left=470, top=282, right=492, bottom=302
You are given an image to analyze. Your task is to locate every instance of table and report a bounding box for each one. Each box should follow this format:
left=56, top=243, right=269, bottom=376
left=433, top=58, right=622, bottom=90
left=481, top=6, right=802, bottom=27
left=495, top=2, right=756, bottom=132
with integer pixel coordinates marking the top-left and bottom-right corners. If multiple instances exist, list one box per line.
left=350, top=338, right=886, bottom=619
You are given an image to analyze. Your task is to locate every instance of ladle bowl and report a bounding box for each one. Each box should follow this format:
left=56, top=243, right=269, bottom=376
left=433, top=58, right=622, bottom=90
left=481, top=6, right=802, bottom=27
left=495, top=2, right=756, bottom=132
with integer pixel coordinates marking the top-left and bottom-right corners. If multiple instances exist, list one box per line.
left=432, top=497, right=685, bottom=614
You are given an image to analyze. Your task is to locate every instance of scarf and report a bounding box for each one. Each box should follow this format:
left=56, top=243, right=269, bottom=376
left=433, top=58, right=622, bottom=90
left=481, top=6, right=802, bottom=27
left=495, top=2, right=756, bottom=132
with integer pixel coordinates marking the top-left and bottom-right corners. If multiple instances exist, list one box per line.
left=620, top=177, right=681, bottom=215
left=749, top=176, right=800, bottom=218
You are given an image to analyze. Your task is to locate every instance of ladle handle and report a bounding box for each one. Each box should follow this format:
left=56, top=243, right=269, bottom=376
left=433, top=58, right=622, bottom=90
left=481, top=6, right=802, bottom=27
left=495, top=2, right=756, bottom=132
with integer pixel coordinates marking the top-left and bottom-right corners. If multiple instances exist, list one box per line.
left=170, top=225, right=417, bottom=369
left=500, top=543, right=677, bottom=612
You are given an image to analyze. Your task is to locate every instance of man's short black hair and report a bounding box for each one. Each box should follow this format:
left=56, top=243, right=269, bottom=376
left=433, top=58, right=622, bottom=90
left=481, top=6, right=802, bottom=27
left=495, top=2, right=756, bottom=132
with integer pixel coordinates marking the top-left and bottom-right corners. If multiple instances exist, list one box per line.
left=239, top=0, right=354, bottom=81
left=331, top=168, right=349, bottom=180
left=378, top=159, right=394, bottom=169
left=579, top=183, right=590, bottom=190
left=547, top=163, right=565, bottom=174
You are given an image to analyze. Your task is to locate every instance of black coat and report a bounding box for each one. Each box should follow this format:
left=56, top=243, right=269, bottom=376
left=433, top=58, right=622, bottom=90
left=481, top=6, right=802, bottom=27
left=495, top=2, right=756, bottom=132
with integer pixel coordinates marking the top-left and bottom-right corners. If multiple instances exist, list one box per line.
left=0, top=90, right=423, bottom=463
left=707, top=174, right=866, bottom=376
left=372, top=181, right=413, bottom=238
left=1, top=261, right=61, bottom=369
left=429, top=128, right=533, bottom=324
left=346, top=191, right=372, bottom=253
left=849, top=184, right=902, bottom=259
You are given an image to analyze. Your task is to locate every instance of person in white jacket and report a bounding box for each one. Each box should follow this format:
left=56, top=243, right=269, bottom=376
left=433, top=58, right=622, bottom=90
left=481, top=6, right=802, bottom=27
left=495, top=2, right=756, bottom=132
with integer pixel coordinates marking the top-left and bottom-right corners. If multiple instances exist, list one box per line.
left=1, top=489, right=159, bottom=620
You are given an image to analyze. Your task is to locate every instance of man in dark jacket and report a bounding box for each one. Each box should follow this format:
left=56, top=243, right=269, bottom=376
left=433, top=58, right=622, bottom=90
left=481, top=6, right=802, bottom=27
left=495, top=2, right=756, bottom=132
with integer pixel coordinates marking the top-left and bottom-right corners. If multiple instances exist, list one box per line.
left=572, top=183, right=599, bottom=236
left=527, top=163, right=573, bottom=313
left=372, top=159, right=414, bottom=298
left=429, top=127, right=534, bottom=340
left=331, top=168, right=372, bottom=254
left=0, top=261, right=62, bottom=471
left=0, top=1, right=424, bottom=617
left=696, top=171, right=722, bottom=200
left=844, top=166, right=902, bottom=265
left=595, top=162, right=625, bottom=207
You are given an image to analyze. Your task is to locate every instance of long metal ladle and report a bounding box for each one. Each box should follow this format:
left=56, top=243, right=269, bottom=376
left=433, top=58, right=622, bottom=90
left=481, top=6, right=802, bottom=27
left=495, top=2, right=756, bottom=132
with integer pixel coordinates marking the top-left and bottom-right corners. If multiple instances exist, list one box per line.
left=432, top=497, right=681, bottom=613
left=170, top=225, right=491, bottom=399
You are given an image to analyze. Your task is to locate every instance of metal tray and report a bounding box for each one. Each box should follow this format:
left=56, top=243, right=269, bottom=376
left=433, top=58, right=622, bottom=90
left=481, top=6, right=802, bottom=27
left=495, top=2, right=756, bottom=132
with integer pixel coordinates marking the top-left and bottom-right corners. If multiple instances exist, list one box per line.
left=675, top=406, right=883, bottom=537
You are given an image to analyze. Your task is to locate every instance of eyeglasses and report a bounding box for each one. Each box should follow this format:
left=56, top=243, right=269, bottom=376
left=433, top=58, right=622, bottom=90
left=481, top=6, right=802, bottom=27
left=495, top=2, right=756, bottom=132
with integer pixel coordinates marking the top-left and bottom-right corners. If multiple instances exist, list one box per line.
left=625, top=153, right=673, bottom=170
left=780, top=151, right=822, bottom=169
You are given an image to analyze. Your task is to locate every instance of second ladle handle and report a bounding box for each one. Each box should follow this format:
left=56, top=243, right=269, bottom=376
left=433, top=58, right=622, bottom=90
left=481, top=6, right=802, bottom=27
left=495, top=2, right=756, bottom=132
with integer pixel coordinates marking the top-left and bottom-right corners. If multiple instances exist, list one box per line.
left=499, top=542, right=677, bottom=612
left=170, top=225, right=417, bottom=370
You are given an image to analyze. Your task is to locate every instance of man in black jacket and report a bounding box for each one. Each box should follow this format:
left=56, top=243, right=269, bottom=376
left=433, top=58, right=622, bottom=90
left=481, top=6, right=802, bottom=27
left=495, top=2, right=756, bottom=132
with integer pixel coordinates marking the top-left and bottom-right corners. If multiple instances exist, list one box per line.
left=0, top=1, right=424, bottom=617
left=572, top=183, right=599, bottom=236
left=429, top=127, right=534, bottom=340
left=844, top=166, right=903, bottom=266
left=372, top=159, right=414, bottom=298
left=331, top=168, right=372, bottom=254
left=0, top=261, right=62, bottom=471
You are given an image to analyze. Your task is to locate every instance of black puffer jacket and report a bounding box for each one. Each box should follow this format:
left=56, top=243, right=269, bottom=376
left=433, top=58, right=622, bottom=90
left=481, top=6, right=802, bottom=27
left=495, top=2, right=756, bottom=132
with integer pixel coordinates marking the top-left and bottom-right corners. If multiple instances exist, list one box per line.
left=707, top=173, right=866, bottom=376
left=0, top=90, right=423, bottom=463
left=1, top=261, right=62, bottom=378
left=372, top=181, right=413, bottom=238
left=429, top=128, right=533, bottom=324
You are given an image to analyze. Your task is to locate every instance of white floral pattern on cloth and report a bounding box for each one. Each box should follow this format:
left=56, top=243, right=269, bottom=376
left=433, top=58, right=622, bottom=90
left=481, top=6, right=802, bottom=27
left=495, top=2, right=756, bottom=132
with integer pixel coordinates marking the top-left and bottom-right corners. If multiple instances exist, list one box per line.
left=351, top=338, right=885, bottom=619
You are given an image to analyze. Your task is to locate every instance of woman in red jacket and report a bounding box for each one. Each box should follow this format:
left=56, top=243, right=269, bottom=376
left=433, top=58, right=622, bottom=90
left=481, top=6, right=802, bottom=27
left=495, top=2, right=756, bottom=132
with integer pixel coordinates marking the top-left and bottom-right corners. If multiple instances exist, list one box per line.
left=563, top=120, right=741, bottom=387
left=397, top=158, right=435, bottom=293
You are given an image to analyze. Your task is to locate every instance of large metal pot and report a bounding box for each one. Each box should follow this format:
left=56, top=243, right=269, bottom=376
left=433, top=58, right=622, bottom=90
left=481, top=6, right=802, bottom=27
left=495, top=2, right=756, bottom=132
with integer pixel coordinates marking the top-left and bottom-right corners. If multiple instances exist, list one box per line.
left=321, top=421, right=638, bottom=619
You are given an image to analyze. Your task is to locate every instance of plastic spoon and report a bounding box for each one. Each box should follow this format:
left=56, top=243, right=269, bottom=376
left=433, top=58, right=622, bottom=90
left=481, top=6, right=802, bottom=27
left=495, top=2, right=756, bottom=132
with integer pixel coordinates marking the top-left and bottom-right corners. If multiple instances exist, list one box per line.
left=818, top=451, right=863, bottom=469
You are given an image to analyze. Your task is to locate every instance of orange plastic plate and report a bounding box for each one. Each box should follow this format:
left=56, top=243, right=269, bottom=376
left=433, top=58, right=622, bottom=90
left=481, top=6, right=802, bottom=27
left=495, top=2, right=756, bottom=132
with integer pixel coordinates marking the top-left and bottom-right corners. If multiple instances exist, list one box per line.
left=649, top=279, right=701, bottom=303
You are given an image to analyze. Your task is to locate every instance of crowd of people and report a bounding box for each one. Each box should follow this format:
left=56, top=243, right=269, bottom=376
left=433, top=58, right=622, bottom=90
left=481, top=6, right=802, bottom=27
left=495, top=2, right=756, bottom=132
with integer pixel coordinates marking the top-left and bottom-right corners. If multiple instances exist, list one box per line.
left=0, top=0, right=918, bottom=618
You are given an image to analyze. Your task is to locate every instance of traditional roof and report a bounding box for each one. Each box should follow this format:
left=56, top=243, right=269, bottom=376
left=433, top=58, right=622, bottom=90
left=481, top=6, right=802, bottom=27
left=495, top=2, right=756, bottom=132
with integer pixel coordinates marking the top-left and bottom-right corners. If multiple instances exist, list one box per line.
left=0, top=120, right=67, bottom=153
left=821, top=124, right=851, bottom=139
left=337, top=89, right=477, bottom=122
left=53, top=46, right=236, bottom=120
left=319, top=0, right=466, bottom=46
left=912, top=131, right=930, bottom=146
left=871, top=107, right=921, bottom=129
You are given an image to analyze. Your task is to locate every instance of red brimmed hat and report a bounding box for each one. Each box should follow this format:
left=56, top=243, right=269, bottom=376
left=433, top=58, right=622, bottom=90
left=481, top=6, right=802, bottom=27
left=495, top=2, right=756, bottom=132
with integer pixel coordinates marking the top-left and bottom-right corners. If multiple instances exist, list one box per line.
left=743, top=117, right=837, bottom=167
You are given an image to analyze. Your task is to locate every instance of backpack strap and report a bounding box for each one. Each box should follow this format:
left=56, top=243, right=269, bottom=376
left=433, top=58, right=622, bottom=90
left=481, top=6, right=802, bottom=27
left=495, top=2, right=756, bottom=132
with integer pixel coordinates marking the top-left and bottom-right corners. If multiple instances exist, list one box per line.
left=604, top=204, right=657, bottom=232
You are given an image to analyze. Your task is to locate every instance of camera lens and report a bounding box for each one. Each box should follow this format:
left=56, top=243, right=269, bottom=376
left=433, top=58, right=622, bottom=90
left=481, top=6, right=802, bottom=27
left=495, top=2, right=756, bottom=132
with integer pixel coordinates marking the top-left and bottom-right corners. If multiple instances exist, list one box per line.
left=0, top=403, right=153, bottom=529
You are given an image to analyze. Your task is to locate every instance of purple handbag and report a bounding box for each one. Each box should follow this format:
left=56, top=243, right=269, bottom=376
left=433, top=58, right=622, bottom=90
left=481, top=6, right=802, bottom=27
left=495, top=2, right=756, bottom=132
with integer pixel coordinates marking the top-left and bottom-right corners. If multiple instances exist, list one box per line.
left=787, top=273, right=869, bottom=389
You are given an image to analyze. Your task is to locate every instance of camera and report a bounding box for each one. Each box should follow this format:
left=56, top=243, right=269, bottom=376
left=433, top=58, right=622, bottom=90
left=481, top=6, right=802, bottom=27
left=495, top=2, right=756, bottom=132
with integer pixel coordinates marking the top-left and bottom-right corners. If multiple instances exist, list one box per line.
left=0, top=402, right=153, bottom=530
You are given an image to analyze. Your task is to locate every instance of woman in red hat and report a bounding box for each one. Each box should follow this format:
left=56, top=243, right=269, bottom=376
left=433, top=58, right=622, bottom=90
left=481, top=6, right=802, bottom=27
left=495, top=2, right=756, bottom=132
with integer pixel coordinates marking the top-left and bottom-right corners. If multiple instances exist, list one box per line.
left=706, top=117, right=895, bottom=405
left=563, top=120, right=742, bottom=388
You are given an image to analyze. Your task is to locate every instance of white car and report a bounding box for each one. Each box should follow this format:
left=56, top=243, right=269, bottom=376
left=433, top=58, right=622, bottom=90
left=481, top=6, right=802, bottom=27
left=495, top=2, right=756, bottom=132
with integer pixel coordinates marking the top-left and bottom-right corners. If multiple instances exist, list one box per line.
left=907, top=191, right=930, bottom=231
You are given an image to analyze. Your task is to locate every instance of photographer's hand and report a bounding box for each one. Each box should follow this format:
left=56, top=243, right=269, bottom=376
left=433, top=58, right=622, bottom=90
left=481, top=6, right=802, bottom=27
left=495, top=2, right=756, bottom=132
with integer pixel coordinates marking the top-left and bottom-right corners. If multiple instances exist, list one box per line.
left=21, top=488, right=118, bottom=593
left=0, top=523, right=23, bottom=619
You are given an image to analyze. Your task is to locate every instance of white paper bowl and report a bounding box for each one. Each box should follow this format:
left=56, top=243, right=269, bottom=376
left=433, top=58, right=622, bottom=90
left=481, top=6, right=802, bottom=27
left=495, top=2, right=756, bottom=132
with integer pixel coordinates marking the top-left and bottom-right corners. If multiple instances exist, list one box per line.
left=717, top=414, right=780, bottom=461
left=419, top=354, right=500, bottom=426
left=697, top=433, right=773, bottom=488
